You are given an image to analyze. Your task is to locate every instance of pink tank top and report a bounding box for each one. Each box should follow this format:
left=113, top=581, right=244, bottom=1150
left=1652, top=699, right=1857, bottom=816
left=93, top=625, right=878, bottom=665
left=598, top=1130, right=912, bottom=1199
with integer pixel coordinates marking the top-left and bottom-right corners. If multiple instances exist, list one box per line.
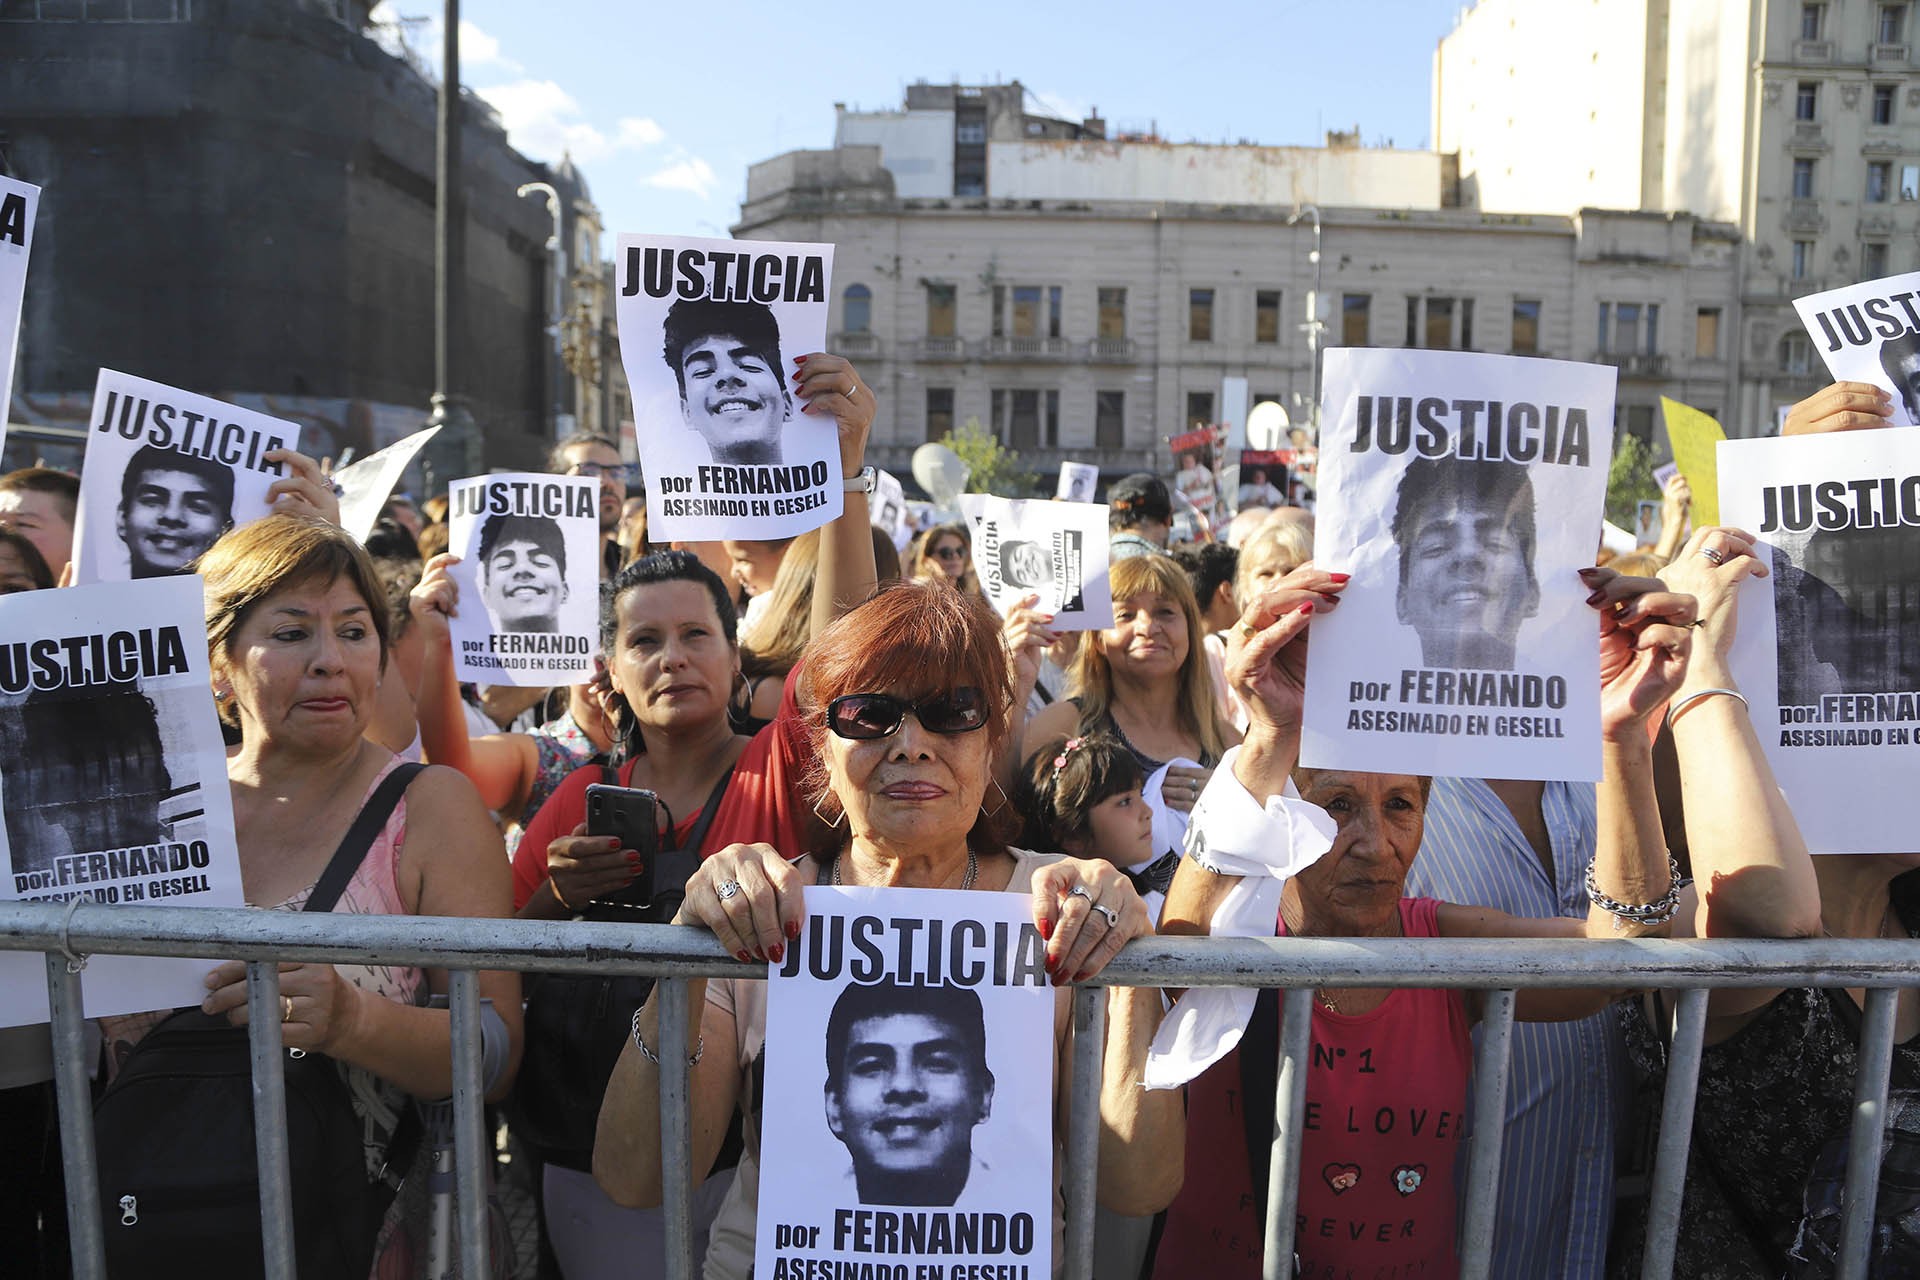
left=1154, top=898, right=1473, bottom=1280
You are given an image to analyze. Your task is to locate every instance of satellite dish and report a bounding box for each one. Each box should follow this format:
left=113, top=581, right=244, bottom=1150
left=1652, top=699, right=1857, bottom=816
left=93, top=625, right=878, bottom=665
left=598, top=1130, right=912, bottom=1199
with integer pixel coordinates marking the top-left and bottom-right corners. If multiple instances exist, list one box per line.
left=911, top=443, right=971, bottom=507
left=1245, top=401, right=1290, bottom=452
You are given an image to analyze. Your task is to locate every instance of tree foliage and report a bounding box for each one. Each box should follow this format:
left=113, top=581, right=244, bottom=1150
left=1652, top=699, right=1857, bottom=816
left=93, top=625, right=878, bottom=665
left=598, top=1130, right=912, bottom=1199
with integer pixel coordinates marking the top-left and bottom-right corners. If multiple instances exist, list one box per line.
left=1605, top=431, right=1660, bottom=531
left=943, top=418, right=1038, bottom=496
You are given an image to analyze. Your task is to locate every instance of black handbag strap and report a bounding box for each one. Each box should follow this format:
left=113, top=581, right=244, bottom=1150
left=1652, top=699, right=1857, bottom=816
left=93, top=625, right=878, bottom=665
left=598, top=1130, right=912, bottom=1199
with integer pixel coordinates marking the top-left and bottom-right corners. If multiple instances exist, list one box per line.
left=305, top=763, right=426, bottom=915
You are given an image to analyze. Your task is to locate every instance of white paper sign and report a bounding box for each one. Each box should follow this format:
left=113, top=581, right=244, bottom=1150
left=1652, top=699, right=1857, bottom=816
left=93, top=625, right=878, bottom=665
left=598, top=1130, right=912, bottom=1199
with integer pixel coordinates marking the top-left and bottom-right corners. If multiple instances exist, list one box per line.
left=1301, top=348, right=1615, bottom=781
left=0, top=177, right=37, bottom=460
left=1720, top=430, right=1920, bottom=853
left=958, top=494, right=1114, bottom=630
left=1056, top=461, right=1099, bottom=503
left=1793, top=272, right=1920, bottom=425
left=446, top=472, right=600, bottom=686
left=614, top=234, right=840, bottom=541
left=70, top=370, right=301, bottom=585
left=871, top=468, right=910, bottom=550
left=756, top=887, right=1053, bottom=1278
left=334, top=426, right=441, bottom=542
left=0, top=577, right=247, bottom=1026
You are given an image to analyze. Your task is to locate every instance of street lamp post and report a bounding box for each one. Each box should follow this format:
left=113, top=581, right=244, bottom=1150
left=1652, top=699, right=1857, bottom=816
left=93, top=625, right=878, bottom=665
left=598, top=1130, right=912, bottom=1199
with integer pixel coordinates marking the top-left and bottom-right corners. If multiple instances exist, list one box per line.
left=517, top=181, right=564, bottom=440
left=1287, top=204, right=1325, bottom=440
left=424, top=0, right=479, bottom=491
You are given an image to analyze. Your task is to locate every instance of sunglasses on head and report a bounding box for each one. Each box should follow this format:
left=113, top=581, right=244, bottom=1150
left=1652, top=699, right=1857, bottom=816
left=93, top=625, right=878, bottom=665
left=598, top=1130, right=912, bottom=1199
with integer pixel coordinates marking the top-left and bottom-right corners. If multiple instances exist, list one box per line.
left=826, top=689, right=990, bottom=740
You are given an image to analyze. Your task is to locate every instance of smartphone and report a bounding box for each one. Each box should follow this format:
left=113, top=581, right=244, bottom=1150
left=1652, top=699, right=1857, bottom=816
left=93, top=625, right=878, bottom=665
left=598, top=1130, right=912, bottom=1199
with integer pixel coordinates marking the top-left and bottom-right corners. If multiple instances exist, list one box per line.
left=584, top=784, right=665, bottom=909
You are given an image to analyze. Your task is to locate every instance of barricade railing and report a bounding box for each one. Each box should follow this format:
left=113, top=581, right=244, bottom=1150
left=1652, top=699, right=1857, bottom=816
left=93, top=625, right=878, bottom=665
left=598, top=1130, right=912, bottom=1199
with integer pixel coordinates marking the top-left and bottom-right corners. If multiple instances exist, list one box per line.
left=4, top=899, right=1918, bottom=1280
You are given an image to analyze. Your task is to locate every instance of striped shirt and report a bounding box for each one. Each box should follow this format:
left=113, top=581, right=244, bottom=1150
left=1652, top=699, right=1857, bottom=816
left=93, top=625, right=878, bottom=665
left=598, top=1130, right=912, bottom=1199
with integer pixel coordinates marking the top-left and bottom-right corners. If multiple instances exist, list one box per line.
left=1403, top=777, right=1626, bottom=1280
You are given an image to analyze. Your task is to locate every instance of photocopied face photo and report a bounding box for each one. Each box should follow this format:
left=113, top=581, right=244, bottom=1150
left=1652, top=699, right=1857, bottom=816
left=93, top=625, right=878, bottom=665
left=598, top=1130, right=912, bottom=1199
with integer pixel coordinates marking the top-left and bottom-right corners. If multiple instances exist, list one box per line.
left=998, top=539, right=1055, bottom=592
left=1772, top=522, right=1920, bottom=704
left=823, top=977, right=996, bottom=1208
left=663, top=297, right=792, bottom=468
left=116, top=444, right=235, bottom=578
left=476, top=511, right=570, bottom=634
left=1880, top=330, right=1920, bottom=424
left=1391, top=454, right=1541, bottom=671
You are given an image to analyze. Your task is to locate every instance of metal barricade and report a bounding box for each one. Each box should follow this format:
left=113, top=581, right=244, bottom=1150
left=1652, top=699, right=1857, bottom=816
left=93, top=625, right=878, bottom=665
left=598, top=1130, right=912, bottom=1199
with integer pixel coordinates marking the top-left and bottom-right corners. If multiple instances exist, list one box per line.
left=4, top=899, right=1918, bottom=1280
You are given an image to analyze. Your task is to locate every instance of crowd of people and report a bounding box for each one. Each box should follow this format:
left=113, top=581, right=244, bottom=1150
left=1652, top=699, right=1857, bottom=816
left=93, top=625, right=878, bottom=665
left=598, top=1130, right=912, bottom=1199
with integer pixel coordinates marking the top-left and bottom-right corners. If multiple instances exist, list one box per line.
left=0, top=370, right=1909, bottom=1280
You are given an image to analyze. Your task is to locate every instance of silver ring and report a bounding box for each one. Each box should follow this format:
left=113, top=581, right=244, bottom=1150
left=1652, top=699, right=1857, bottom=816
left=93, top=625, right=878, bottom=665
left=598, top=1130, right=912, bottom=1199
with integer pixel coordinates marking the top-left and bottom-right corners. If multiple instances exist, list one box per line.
left=715, top=880, right=742, bottom=902
left=1091, top=902, right=1120, bottom=927
left=844, top=384, right=858, bottom=400
left=1067, top=884, right=1093, bottom=902
left=1700, top=546, right=1726, bottom=566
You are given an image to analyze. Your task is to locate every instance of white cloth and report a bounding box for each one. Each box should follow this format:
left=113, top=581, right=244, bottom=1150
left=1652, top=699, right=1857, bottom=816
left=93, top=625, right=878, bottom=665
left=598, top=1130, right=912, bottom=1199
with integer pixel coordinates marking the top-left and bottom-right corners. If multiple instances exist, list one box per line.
left=1142, top=756, right=1202, bottom=861
left=1143, top=746, right=1337, bottom=1090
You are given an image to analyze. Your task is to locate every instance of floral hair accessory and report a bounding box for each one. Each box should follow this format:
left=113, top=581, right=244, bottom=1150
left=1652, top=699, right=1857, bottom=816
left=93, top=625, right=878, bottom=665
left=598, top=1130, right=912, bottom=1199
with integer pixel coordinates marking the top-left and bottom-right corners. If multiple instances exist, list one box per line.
left=1051, top=737, right=1086, bottom=773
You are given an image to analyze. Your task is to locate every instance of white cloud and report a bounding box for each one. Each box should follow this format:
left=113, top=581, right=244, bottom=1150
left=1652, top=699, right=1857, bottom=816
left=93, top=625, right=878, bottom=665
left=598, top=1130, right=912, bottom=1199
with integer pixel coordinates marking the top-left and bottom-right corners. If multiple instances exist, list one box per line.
left=459, top=20, right=521, bottom=73
left=475, top=79, right=668, bottom=166
left=646, top=156, right=719, bottom=200
left=1031, top=89, right=1095, bottom=125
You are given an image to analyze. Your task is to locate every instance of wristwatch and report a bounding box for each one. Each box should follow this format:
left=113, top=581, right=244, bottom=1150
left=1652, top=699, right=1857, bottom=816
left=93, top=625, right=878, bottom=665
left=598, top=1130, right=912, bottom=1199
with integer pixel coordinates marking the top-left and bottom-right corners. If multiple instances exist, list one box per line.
left=844, top=465, right=877, bottom=494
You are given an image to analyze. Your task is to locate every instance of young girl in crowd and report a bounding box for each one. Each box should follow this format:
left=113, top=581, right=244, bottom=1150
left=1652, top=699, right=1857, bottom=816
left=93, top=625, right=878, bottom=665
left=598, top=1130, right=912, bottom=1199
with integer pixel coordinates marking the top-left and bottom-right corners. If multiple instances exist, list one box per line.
left=1016, top=733, right=1171, bottom=910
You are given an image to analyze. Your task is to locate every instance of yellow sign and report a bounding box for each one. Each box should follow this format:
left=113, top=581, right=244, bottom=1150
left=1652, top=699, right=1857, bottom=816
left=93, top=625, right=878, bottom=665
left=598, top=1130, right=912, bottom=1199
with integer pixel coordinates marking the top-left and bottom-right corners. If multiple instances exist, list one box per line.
left=1660, top=398, right=1725, bottom=527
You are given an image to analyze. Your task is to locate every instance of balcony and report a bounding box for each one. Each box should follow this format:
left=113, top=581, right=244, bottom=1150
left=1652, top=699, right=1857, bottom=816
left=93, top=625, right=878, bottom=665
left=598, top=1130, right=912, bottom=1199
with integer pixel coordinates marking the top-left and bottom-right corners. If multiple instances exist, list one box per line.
left=981, top=335, right=1071, bottom=361
left=1086, top=337, right=1138, bottom=363
left=1871, top=42, right=1909, bottom=64
left=910, top=335, right=968, bottom=361
left=1785, top=199, right=1826, bottom=233
left=1791, top=121, right=1827, bottom=148
left=1793, top=38, right=1833, bottom=61
left=1593, top=351, right=1671, bottom=378
left=833, top=331, right=881, bottom=358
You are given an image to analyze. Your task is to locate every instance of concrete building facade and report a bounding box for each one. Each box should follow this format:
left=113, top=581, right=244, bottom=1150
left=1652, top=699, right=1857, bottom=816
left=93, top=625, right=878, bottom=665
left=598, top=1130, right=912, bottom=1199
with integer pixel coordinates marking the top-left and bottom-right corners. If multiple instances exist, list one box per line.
left=1437, top=0, right=1920, bottom=432
left=736, top=83, right=1743, bottom=482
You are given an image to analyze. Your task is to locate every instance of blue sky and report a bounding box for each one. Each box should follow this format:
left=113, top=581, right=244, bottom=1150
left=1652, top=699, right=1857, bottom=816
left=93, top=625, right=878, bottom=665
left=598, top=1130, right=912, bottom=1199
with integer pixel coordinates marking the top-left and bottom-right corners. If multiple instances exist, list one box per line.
left=371, top=0, right=1471, bottom=251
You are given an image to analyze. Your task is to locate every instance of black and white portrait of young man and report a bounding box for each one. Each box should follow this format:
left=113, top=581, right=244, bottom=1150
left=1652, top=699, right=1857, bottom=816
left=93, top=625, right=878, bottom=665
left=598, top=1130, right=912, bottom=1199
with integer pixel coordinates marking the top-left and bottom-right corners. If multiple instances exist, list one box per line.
left=823, top=977, right=995, bottom=1208
left=1391, top=453, right=1540, bottom=671
left=476, top=511, right=569, bottom=634
left=663, top=298, right=792, bottom=468
left=117, top=444, right=235, bottom=579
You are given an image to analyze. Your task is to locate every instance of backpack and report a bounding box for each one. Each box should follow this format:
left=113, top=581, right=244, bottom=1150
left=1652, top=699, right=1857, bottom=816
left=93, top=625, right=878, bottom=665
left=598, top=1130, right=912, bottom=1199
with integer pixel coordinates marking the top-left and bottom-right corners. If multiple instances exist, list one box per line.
left=92, top=763, right=425, bottom=1280
left=1786, top=989, right=1920, bottom=1278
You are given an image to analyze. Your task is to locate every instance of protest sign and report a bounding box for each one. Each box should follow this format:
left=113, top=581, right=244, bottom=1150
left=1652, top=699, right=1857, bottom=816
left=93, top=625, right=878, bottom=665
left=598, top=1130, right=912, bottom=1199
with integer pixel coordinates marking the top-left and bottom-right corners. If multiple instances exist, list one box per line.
left=1056, top=461, right=1098, bottom=504
left=1792, top=271, right=1920, bottom=425
left=958, top=493, right=1113, bottom=630
left=0, top=177, right=37, bottom=459
left=1661, top=398, right=1725, bottom=527
left=1721, top=429, right=1920, bottom=853
left=756, top=886, right=1054, bottom=1280
left=1300, top=348, right=1614, bottom=781
left=0, top=577, right=247, bottom=1026
left=70, top=370, right=301, bottom=585
left=445, top=472, right=600, bottom=686
left=333, top=425, right=441, bottom=542
left=614, top=233, right=839, bottom=542
left=1635, top=500, right=1661, bottom=548
left=870, top=468, right=912, bottom=550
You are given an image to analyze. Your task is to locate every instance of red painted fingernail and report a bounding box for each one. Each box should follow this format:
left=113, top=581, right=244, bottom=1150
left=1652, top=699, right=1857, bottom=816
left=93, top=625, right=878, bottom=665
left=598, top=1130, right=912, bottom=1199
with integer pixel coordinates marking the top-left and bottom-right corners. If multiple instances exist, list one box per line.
left=1586, top=590, right=1607, bottom=606
left=627, top=853, right=643, bottom=866
left=1319, top=592, right=1340, bottom=605
left=1039, top=917, right=1053, bottom=941
left=786, top=919, right=801, bottom=940
left=736, top=950, right=752, bottom=963
left=1074, top=970, right=1091, bottom=984
left=1578, top=566, right=1604, bottom=579
left=795, top=355, right=808, bottom=363
left=768, top=943, right=784, bottom=964
left=1327, top=572, right=1351, bottom=584
left=1298, top=601, right=1315, bottom=615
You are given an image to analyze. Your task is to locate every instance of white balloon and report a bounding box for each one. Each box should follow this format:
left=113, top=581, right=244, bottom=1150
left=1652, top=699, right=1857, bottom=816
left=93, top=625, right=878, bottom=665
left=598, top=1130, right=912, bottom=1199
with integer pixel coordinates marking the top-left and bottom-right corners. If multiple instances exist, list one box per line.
left=911, top=442, right=972, bottom=506
left=1245, top=401, right=1290, bottom=451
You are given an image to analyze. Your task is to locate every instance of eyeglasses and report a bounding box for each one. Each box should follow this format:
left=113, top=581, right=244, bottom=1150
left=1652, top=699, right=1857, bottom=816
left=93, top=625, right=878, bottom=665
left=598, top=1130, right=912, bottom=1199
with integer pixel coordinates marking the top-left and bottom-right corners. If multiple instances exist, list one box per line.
left=931, top=546, right=967, bottom=561
left=826, top=689, right=990, bottom=740
left=567, top=461, right=632, bottom=482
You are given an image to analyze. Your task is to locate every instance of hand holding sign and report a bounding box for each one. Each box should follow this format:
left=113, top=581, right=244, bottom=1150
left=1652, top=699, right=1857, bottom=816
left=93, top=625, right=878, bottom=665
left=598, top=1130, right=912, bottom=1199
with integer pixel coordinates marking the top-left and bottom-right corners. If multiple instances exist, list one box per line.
left=408, top=552, right=461, bottom=645
left=1227, top=565, right=1350, bottom=737
left=1657, top=527, right=1766, bottom=673
left=1583, top=567, right=1696, bottom=734
left=264, top=448, right=341, bottom=527
left=1781, top=381, right=1896, bottom=436
left=1001, top=593, right=1058, bottom=697
left=674, top=840, right=813, bottom=964
left=791, top=353, right=874, bottom=472
left=1029, top=856, right=1152, bottom=984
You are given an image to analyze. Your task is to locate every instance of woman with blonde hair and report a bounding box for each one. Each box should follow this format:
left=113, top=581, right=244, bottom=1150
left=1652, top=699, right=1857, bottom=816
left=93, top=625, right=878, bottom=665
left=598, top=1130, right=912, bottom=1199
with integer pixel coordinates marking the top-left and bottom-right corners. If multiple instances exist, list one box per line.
left=737, top=529, right=819, bottom=726
left=1024, top=553, right=1239, bottom=815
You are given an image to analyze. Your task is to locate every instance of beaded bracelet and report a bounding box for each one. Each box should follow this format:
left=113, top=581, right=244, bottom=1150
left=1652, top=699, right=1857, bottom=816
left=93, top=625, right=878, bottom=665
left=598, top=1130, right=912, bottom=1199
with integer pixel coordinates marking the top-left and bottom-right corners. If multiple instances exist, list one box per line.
left=1585, top=854, right=1692, bottom=928
left=631, top=1007, right=704, bottom=1067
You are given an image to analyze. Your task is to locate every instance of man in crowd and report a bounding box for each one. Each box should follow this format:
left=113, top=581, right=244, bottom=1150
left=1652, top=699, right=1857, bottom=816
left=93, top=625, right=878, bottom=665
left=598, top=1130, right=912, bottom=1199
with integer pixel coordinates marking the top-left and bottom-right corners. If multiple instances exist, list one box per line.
left=548, top=430, right=628, bottom=580
left=825, top=978, right=996, bottom=1208
left=0, top=466, right=77, bottom=580
left=117, top=445, right=233, bottom=578
left=1391, top=454, right=1539, bottom=671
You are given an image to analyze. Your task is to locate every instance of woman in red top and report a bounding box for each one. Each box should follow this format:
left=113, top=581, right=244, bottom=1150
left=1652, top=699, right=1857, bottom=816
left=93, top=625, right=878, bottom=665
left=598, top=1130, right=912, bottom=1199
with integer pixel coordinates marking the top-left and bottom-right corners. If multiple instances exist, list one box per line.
left=1154, top=561, right=1697, bottom=1280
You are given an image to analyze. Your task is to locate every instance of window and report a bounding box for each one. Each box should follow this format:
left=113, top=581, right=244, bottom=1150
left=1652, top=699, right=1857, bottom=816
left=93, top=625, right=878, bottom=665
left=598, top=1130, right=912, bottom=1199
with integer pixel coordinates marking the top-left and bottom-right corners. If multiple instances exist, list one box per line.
left=1864, top=241, right=1891, bottom=277
left=1801, top=2, right=1825, bottom=39
left=1341, top=293, right=1371, bottom=345
left=1781, top=332, right=1815, bottom=375
left=1870, top=161, right=1892, bottom=203
left=1793, top=240, right=1814, bottom=279
left=842, top=284, right=871, bottom=334
left=1598, top=302, right=1660, bottom=355
left=955, top=121, right=987, bottom=144
left=1097, top=287, right=1127, bottom=339
left=1255, top=289, right=1283, bottom=343
left=1793, top=157, right=1816, bottom=199
left=1875, top=84, right=1897, bottom=125
left=992, top=285, right=1062, bottom=339
left=925, top=283, right=956, bottom=338
left=1906, top=165, right=1920, bottom=199
left=1186, top=390, right=1215, bottom=430
left=1095, top=391, right=1125, bottom=449
left=925, top=387, right=954, bottom=443
left=1425, top=297, right=1454, bottom=349
left=1880, top=2, right=1907, bottom=44
left=1695, top=307, right=1722, bottom=359
left=1512, top=299, right=1541, bottom=354
left=1796, top=81, right=1819, bottom=121
left=1620, top=404, right=1657, bottom=445
left=1188, top=288, right=1215, bottom=342
left=990, top=388, right=1060, bottom=449
left=1406, top=296, right=1472, bottom=349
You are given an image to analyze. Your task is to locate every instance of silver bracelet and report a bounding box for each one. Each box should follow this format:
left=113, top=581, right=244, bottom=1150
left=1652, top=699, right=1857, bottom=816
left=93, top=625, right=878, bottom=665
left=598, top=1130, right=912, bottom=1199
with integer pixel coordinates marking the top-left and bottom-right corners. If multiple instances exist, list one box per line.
left=1585, top=854, right=1691, bottom=927
left=631, top=1008, right=704, bottom=1067
left=1665, top=686, right=1748, bottom=728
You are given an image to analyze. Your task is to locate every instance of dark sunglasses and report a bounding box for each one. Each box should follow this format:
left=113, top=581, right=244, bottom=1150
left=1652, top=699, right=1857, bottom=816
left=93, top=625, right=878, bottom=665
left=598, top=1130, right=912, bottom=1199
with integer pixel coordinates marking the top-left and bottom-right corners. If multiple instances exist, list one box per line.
left=931, top=545, right=967, bottom=560
left=826, top=689, right=990, bottom=740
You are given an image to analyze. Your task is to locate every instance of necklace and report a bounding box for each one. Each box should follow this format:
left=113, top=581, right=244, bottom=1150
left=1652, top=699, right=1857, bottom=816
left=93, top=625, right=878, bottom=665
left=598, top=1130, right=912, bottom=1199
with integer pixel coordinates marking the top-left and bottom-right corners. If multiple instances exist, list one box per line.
left=1316, top=989, right=1341, bottom=1014
left=832, top=848, right=979, bottom=891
